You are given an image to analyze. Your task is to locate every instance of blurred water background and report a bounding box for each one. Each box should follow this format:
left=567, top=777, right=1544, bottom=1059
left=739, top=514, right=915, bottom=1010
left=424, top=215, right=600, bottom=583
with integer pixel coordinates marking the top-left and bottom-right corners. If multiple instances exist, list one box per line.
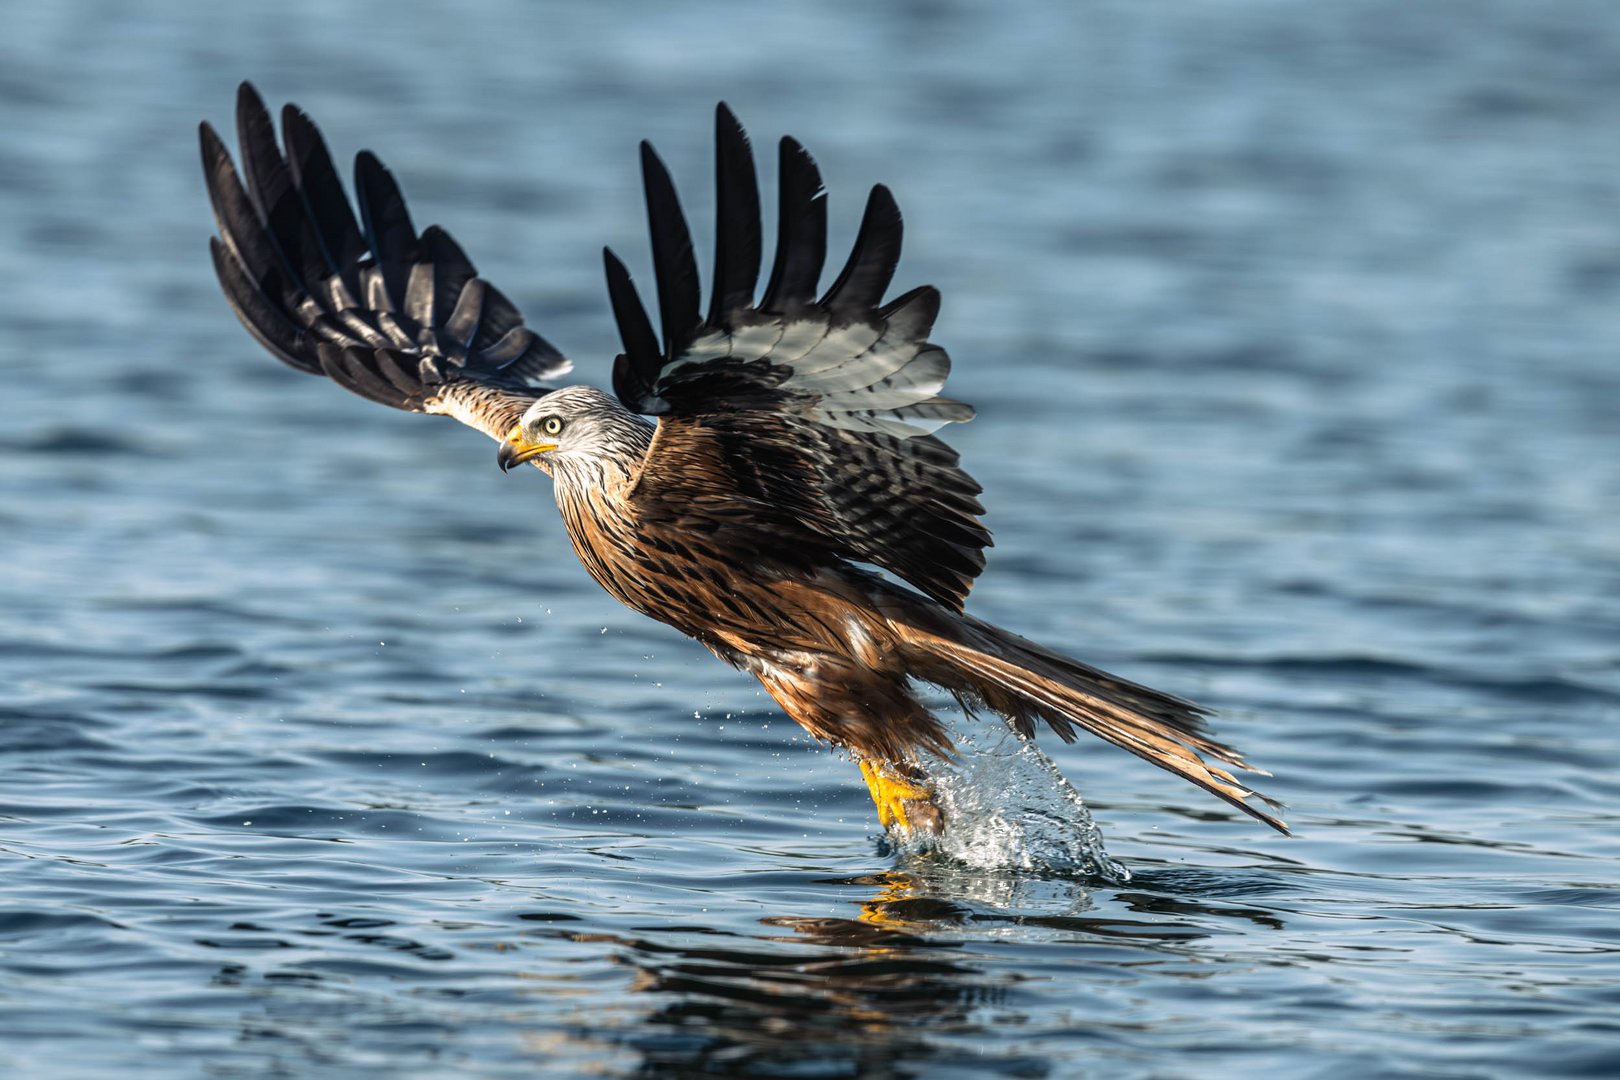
left=3, top=1, right=1619, bottom=1076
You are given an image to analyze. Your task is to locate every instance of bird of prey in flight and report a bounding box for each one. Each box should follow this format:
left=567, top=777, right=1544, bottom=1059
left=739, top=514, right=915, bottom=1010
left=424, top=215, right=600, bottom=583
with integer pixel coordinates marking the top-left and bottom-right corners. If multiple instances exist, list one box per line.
left=200, top=82, right=1285, bottom=837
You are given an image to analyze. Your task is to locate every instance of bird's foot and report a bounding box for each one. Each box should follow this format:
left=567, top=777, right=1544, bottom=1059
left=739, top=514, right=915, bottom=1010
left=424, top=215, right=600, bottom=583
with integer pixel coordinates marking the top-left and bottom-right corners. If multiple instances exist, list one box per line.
left=859, top=760, right=944, bottom=835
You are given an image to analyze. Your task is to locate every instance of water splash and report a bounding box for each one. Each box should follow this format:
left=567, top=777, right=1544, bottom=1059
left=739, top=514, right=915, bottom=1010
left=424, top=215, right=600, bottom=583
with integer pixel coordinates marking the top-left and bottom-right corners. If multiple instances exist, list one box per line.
left=885, top=711, right=1130, bottom=882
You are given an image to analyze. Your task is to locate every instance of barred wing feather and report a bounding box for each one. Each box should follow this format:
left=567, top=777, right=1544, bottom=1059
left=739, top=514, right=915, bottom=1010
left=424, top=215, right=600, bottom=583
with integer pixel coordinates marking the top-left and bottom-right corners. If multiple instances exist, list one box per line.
left=202, top=82, right=570, bottom=439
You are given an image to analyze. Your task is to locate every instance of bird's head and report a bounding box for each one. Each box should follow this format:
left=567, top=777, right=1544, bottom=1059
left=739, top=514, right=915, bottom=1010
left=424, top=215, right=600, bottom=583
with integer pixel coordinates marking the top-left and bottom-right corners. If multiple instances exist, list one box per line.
left=497, top=385, right=652, bottom=480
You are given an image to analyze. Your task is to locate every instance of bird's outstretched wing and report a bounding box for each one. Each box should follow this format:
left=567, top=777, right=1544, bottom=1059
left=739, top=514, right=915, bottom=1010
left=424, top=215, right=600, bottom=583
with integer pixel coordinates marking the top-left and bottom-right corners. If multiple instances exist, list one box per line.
left=607, top=106, right=990, bottom=610
left=201, top=82, right=570, bottom=439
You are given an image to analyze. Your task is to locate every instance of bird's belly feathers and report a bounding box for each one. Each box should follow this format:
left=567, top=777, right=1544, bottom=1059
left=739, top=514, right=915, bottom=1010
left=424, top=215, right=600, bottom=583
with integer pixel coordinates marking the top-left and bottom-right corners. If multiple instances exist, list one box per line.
left=556, top=487, right=900, bottom=667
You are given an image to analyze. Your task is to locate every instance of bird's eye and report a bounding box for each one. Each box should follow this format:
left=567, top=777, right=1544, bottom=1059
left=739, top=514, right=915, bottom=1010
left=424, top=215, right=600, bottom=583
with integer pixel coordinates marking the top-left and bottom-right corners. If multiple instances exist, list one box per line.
left=541, top=416, right=564, bottom=437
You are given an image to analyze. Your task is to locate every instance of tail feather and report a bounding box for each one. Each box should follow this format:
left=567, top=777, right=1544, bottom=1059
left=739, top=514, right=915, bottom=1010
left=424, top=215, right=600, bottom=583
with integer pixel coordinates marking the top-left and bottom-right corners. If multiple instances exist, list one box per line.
left=905, top=615, right=1289, bottom=834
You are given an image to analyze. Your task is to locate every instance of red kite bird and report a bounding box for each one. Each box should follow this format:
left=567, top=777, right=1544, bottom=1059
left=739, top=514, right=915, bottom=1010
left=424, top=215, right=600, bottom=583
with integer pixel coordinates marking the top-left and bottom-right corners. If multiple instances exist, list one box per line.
left=201, top=83, right=1285, bottom=837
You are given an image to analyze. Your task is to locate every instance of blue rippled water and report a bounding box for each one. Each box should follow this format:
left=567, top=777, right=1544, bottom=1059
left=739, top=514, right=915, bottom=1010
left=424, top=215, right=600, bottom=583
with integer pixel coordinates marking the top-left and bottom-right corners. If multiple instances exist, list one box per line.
left=3, top=1, right=1619, bottom=1076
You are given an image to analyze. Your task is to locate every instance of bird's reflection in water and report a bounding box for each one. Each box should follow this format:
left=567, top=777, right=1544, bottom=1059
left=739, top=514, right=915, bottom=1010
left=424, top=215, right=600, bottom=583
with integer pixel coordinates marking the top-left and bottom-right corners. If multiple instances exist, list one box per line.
left=855, top=863, right=1085, bottom=930
left=544, top=863, right=1296, bottom=1076
left=525, top=867, right=1116, bottom=1077
left=196, top=867, right=1286, bottom=1077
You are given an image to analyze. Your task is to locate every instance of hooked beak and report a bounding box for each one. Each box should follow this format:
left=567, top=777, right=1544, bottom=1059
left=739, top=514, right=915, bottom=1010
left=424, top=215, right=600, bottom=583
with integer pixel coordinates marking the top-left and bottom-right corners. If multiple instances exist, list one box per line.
left=497, top=426, right=555, bottom=472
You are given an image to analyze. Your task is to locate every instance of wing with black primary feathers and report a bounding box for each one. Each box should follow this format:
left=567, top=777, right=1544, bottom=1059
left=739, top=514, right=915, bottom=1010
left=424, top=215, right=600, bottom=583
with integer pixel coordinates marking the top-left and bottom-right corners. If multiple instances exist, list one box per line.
left=606, top=105, right=991, bottom=611
left=201, top=81, right=572, bottom=439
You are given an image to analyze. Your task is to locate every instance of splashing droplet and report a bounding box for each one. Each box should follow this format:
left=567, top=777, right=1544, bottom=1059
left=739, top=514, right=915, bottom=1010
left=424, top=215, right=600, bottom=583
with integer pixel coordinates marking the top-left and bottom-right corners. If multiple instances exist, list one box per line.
left=887, top=711, right=1129, bottom=881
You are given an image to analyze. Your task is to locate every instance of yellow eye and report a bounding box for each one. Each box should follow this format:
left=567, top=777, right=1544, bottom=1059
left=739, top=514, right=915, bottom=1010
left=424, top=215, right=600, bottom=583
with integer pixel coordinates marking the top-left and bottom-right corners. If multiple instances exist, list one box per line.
left=541, top=416, right=564, bottom=437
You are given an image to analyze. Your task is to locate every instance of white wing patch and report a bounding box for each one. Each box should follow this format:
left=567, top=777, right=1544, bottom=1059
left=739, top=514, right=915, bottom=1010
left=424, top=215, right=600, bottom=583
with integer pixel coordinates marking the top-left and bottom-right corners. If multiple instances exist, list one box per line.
left=652, top=292, right=971, bottom=439
left=816, top=348, right=948, bottom=410
left=727, top=320, right=787, bottom=358
left=790, top=322, right=882, bottom=374
left=772, top=319, right=834, bottom=363
left=780, top=290, right=970, bottom=437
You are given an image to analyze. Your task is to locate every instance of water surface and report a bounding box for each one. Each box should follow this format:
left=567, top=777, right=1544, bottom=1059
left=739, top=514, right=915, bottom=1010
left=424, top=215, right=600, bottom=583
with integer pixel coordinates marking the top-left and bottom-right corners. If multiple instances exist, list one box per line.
left=3, top=2, right=1619, bottom=1076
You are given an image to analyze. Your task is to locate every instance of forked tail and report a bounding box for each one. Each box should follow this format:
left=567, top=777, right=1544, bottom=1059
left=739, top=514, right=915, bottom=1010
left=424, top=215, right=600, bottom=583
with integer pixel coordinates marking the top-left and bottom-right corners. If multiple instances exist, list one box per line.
left=901, top=609, right=1289, bottom=834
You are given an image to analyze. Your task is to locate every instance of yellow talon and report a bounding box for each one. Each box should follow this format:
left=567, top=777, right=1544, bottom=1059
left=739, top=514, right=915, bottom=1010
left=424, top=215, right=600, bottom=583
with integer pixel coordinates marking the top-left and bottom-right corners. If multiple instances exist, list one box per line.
left=859, top=760, right=944, bottom=834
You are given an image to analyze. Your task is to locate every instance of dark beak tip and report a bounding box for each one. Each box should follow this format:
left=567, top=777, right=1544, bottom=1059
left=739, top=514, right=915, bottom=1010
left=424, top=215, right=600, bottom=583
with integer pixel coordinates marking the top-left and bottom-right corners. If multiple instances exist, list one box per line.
left=498, top=439, right=545, bottom=473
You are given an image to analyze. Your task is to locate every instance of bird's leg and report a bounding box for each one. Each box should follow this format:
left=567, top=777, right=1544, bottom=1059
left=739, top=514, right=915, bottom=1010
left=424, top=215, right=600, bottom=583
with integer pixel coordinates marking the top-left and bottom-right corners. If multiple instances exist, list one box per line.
left=859, top=759, right=944, bottom=835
